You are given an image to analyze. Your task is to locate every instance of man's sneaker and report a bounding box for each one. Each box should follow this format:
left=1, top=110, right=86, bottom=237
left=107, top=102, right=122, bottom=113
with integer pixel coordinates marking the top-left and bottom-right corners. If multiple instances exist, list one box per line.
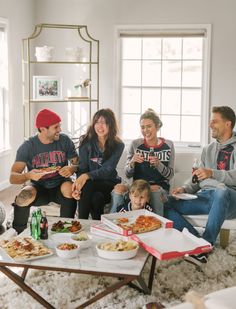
left=184, top=252, right=208, bottom=267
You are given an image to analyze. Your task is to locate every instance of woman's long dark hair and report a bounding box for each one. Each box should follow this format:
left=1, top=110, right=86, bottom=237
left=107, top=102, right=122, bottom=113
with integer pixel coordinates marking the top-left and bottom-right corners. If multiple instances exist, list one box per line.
left=79, top=109, right=122, bottom=160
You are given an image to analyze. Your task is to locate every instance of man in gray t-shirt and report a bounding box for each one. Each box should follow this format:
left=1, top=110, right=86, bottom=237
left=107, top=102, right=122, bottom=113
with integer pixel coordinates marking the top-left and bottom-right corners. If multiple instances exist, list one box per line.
left=10, top=109, right=78, bottom=233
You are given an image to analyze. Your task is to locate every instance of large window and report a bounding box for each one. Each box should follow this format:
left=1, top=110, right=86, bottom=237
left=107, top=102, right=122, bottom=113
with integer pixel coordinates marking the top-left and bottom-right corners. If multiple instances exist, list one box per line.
left=0, top=19, right=9, bottom=152
left=118, top=25, right=211, bottom=147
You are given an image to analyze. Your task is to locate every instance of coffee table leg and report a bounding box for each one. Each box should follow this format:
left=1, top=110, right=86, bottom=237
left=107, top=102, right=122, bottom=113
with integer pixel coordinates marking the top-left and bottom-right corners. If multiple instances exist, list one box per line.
left=0, top=266, right=55, bottom=309
left=128, top=255, right=157, bottom=295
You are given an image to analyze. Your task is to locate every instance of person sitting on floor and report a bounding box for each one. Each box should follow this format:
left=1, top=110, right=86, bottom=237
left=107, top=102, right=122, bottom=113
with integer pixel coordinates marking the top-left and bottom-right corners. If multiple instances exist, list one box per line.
left=164, top=106, right=236, bottom=266
left=116, top=179, right=153, bottom=213
left=10, top=108, right=78, bottom=233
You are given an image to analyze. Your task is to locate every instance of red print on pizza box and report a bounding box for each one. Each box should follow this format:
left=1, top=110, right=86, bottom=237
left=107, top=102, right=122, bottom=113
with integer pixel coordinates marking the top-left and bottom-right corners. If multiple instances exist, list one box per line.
left=101, top=209, right=173, bottom=237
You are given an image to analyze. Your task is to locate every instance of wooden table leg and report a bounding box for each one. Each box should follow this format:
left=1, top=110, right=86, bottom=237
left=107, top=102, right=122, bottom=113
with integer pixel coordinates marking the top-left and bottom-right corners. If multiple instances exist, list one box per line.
left=128, top=255, right=157, bottom=295
left=75, top=276, right=136, bottom=309
left=0, top=266, right=55, bottom=309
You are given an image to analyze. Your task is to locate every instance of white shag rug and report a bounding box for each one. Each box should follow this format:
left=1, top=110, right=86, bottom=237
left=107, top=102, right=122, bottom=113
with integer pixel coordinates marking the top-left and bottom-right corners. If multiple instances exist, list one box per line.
left=1, top=236, right=236, bottom=309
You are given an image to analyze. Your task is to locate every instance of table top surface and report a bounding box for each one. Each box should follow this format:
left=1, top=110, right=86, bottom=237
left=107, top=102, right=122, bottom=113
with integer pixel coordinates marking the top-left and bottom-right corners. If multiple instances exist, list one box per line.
left=0, top=218, right=149, bottom=277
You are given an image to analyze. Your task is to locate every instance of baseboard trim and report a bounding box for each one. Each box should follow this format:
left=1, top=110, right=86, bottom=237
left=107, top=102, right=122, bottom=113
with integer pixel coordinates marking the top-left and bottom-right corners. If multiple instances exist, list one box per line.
left=0, top=180, right=10, bottom=191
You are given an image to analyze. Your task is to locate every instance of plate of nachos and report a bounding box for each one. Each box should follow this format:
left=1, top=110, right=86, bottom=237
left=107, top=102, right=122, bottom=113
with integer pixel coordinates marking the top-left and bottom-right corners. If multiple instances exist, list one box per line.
left=0, top=237, right=53, bottom=262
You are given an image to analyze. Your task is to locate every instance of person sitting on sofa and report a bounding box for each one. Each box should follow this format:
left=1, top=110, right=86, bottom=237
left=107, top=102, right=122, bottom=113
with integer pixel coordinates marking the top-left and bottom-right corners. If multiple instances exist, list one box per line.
left=110, top=108, right=175, bottom=216
left=164, top=106, right=236, bottom=266
left=10, top=108, right=78, bottom=234
left=116, top=179, right=153, bottom=213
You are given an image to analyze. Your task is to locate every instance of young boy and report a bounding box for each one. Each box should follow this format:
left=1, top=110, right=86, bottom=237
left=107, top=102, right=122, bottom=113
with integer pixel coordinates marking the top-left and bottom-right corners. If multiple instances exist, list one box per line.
left=116, top=179, right=153, bottom=212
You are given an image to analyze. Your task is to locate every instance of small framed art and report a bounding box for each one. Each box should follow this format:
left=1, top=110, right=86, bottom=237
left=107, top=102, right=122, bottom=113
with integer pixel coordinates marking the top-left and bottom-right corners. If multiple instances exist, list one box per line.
left=33, top=76, right=62, bottom=100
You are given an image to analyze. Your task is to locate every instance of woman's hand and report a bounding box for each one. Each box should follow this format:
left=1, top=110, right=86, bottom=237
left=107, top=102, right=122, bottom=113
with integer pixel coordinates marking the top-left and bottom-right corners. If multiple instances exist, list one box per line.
left=130, top=152, right=144, bottom=167
left=149, top=156, right=160, bottom=168
left=72, top=173, right=89, bottom=200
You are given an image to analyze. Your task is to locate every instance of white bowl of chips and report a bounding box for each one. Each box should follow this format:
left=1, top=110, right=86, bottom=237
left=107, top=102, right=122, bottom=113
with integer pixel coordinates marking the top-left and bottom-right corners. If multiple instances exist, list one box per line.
left=56, top=242, right=79, bottom=259
left=71, top=231, right=92, bottom=250
left=96, top=240, right=139, bottom=260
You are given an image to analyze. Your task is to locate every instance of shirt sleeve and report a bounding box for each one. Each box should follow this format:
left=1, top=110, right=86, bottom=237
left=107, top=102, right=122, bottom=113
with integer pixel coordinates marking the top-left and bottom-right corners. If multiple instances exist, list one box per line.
left=125, top=141, right=136, bottom=178
left=155, top=140, right=175, bottom=180
left=15, top=141, right=30, bottom=163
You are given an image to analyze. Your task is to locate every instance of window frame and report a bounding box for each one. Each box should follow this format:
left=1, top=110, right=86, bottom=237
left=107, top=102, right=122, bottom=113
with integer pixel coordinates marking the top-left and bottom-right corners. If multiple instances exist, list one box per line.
left=114, top=24, right=212, bottom=150
left=0, top=17, right=10, bottom=153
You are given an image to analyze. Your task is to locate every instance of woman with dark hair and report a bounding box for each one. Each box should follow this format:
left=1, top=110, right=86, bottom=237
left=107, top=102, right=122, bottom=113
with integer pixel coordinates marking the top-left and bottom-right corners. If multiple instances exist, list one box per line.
left=72, top=108, right=124, bottom=219
left=111, top=108, right=175, bottom=216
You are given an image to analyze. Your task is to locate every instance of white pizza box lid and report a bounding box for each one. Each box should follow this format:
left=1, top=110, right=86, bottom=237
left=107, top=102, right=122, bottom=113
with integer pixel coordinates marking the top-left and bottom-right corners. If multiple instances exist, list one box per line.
left=90, top=223, right=129, bottom=241
left=101, top=209, right=173, bottom=236
left=131, top=227, right=212, bottom=260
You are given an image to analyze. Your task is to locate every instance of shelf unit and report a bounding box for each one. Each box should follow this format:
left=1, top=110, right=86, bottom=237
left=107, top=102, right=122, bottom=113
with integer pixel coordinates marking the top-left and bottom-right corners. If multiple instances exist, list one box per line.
left=22, top=23, right=99, bottom=138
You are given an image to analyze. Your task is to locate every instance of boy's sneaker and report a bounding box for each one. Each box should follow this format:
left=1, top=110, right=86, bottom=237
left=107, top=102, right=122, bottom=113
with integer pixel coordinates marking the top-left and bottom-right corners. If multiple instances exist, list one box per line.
left=184, top=252, right=208, bottom=267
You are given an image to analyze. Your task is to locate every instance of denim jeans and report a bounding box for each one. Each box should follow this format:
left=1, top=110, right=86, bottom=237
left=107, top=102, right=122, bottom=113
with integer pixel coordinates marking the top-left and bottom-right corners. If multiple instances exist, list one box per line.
left=110, top=187, right=167, bottom=216
left=164, top=187, right=236, bottom=245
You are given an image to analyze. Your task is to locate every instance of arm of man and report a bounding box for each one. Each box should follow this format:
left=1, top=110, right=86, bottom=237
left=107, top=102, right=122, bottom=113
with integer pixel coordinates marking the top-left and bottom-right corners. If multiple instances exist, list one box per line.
left=10, top=161, right=47, bottom=184
left=59, top=156, right=79, bottom=178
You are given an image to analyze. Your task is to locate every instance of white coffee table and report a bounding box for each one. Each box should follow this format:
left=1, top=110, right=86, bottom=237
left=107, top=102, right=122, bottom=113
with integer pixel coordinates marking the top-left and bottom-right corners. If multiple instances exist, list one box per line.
left=0, top=218, right=155, bottom=309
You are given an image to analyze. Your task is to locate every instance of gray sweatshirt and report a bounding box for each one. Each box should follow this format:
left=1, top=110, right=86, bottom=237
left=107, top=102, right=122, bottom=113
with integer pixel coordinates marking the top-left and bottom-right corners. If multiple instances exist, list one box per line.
left=183, top=132, right=236, bottom=193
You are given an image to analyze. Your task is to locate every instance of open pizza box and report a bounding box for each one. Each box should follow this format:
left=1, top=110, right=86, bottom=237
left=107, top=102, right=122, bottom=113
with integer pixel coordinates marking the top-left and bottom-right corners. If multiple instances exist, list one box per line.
left=131, top=227, right=212, bottom=260
left=90, top=223, right=129, bottom=241
left=101, top=209, right=173, bottom=236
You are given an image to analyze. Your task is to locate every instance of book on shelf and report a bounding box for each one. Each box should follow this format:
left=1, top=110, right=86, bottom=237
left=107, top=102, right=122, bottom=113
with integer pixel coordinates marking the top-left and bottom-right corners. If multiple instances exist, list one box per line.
left=64, top=96, right=89, bottom=100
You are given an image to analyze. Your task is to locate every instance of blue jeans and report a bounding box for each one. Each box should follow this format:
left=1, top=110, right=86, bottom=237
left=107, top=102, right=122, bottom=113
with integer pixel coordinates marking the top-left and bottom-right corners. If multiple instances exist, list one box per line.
left=164, top=187, right=236, bottom=245
left=110, top=187, right=167, bottom=216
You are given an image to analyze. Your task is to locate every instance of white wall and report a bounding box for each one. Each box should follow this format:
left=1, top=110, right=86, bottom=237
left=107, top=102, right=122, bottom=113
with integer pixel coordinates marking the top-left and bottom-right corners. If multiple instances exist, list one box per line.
left=0, top=0, right=35, bottom=189
left=1, top=0, right=236, bottom=189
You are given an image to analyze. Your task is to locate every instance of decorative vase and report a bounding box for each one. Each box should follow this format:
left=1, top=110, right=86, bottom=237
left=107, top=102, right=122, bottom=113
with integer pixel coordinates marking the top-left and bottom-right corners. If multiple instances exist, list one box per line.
left=35, top=46, right=54, bottom=62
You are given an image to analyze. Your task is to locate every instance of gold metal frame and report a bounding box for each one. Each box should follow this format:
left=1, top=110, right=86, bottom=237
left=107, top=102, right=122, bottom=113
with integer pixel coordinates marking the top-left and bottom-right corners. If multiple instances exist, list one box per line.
left=22, top=23, right=99, bottom=138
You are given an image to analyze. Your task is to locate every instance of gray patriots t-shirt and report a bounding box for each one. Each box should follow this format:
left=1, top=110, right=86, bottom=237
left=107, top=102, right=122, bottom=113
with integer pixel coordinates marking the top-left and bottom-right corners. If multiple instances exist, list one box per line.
left=15, top=133, right=77, bottom=189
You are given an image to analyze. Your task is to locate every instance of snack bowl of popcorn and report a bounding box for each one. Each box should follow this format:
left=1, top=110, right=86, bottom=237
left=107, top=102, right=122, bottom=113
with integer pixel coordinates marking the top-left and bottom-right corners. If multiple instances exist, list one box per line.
left=96, top=240, right=139, bottom=260
left=71, top=231, right=92, bottom=250
left=56, top=242, right=79, bottom=259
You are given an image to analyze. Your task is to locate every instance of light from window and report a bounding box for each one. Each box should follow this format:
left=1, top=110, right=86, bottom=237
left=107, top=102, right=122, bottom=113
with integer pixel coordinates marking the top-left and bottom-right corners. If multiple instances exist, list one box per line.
left=120, top=30, right=210, bottom=147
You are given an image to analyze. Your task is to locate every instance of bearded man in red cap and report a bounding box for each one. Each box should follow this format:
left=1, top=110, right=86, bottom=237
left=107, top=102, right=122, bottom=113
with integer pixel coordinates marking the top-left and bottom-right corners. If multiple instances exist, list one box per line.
left=9, top=108, right=78, bottom=233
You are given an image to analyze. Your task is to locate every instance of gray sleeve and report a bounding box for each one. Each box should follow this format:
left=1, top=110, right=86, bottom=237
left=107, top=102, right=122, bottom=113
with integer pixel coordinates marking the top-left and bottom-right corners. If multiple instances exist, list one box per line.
left=211, top=150, right=236, bottom=187
left=15, top=141, right=30, bottom=163
left=155, top=139, right=175, bottom=180
left=125, top=140, right=137, bottom=178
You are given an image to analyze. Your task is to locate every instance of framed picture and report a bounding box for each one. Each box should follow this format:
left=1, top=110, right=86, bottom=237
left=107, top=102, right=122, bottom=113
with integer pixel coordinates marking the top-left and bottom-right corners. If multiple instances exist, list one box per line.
left=33, top=76, right=62, bottom=100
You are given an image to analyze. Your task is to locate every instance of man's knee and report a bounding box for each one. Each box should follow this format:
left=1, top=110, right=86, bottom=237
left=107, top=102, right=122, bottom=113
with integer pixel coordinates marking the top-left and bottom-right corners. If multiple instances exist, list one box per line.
left=15, top=186, right=37, bottom=206
left=113, top=183, right=128, bottom=194
left=60, top=181, right=73, bottom=198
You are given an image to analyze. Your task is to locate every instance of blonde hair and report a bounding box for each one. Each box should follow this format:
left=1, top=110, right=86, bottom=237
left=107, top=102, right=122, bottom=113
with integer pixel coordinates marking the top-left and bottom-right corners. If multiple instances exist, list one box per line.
left=140, top=108, right=163, bottom=129
left=130, top=179, right=151, bottom=199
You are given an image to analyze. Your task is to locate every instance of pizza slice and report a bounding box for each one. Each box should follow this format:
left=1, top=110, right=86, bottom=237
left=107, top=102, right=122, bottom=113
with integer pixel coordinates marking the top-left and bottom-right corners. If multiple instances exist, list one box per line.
left=132, top=215, right=162, bottom=234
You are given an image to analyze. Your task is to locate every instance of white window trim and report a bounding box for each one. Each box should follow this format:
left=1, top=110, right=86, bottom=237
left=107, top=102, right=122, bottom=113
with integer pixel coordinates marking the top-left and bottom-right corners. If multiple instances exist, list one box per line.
left=0, top=17, right=10, bottom=153
left=114, top=24, right=212, bottom=151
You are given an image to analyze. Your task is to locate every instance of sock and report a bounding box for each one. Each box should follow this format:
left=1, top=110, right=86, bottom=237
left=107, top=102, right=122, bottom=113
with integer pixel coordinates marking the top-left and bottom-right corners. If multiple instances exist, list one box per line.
left=12, top=203, right=30, bottom=234
left=59, top=196, right=77, bottom=218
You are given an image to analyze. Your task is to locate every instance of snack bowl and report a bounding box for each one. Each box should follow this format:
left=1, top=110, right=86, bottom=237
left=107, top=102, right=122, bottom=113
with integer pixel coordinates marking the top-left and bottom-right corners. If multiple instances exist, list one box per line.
left=96, top=240, right=139, bottom=260
left=56, top=242, right=79, bottom=259
left=71, top=231, right=92, bottom=250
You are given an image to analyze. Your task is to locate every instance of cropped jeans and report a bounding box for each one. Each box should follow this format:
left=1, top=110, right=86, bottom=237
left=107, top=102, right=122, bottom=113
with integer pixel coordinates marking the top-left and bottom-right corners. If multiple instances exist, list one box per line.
left=164, top=187, right=236, bottom=245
